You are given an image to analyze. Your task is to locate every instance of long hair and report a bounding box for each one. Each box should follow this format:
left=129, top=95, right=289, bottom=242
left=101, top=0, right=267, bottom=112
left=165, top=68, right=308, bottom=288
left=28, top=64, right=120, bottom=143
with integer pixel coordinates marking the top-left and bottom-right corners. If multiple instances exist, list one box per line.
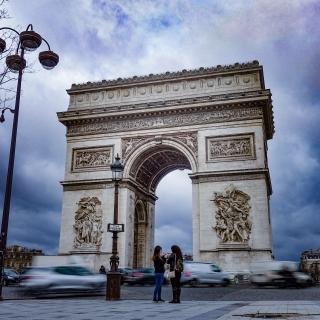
left=171, top=245, right=183, bottom=259
left=152, top=245, right=162, bottom=261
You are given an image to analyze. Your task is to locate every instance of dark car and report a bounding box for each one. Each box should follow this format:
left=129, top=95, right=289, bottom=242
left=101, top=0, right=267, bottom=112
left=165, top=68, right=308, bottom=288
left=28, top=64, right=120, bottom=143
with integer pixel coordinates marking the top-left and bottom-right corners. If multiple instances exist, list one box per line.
left=123, top=268, right=155, bottom=285
left=3, top=268, right=20, bottom=286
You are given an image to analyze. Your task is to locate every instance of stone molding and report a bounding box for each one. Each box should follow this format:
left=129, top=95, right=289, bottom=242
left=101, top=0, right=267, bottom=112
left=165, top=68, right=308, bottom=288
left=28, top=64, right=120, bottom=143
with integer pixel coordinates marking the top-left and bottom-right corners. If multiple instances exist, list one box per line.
left=62, top=183, right=108, bottom=191
left=67, top=72, right=261, bottom=109
left=61, top=179, right=111, bottom=191
left=65, top=103, right=264, bottom=137
left=60, top=179, right=158, bottom=201
left=72, top=146, right=113, bottom=172
left=190, top=169, right=272, bottom=195
left=59, top=90, right=271, bottom=118
left=68, top=61, right=261, bottom=92
left=206, top=133, right=255, bottom=162
left=200, top=248, right=272, bottom=252
left=122, top=131, right=198, bottom=161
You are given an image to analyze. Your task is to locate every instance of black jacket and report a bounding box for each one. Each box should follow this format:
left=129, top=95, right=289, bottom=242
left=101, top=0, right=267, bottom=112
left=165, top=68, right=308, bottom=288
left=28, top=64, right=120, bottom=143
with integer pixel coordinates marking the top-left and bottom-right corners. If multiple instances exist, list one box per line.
left=153, top=256, right=166, bottom=273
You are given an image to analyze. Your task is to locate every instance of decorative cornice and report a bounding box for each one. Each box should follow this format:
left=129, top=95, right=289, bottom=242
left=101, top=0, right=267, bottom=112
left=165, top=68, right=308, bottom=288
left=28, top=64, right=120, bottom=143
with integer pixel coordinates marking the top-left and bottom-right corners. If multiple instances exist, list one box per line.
left=60, top=179, right=112, bottom=191
left=59, top=90, right=270, bottom=119
left=62, top=102, right=270, bottom=139
left=58, top=90, right=274, bottom=140
left=60, top=178, right=157, bottom=200
left=68, top=61, right=262, bottom=92
left=190, top=168, right=272, bottom=195
left=200, top=248, right=272, bottom=253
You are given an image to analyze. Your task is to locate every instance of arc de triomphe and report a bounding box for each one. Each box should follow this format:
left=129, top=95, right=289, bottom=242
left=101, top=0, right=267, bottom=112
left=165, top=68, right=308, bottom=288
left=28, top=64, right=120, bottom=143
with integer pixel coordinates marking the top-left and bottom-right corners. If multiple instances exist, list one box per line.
left=57, top=61, right=274, bottom=272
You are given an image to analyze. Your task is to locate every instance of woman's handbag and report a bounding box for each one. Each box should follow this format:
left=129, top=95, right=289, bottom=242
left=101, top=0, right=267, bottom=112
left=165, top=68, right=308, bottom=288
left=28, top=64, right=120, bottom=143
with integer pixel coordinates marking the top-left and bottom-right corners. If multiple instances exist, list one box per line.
left=166, top=254, right=176, bottom=279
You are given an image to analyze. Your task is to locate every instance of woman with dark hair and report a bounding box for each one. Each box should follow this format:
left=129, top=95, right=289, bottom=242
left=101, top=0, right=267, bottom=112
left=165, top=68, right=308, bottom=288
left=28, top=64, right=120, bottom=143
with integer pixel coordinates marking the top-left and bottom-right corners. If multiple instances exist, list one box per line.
left=152, top=245, right=166, bottom=302
left=167, top=244, right=184, bottom=303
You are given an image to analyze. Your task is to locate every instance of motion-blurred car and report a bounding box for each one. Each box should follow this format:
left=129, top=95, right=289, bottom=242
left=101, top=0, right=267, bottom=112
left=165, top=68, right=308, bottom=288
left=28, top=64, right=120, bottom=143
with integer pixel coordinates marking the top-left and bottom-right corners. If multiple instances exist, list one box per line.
left=3, top=268, right=20, bottom=286
left=250, top=261, right=313, bottom=288
left=119, top=267, right=133, bottom=284
left=123, top=268, right=155, bottom=285
left=181, top=262, right=231, bottom=286
left=20, top=265, right=106, bottom=295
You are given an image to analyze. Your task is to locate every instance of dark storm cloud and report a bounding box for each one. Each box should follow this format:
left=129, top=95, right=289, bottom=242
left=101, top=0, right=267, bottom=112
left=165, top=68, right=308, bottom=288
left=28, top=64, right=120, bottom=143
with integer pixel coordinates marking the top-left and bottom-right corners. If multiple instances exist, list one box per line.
left=0, top=107, right=65, bottom=253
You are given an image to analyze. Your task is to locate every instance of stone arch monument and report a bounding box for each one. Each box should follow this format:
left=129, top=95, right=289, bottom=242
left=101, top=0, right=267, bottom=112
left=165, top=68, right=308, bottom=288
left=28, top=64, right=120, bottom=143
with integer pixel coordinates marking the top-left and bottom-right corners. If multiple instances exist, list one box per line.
left=57, top=61, right=274, bottom=272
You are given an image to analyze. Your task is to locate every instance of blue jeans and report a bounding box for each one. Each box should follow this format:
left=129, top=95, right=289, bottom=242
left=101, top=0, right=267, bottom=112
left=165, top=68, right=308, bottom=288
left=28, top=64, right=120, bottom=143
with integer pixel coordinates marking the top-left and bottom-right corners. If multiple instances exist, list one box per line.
left=153, top=273, right=164, bottom=300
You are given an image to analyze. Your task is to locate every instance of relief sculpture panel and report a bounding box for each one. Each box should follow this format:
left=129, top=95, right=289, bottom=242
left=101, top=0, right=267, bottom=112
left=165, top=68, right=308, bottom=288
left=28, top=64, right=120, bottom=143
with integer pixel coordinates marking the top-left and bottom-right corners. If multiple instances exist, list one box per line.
left=72, top=146, right=112, bottom=171
left=207, top=134, right=255, bottom=162
left=213, top=185, right=252, bottom=243
left=73, top=197, right=103, bottom=249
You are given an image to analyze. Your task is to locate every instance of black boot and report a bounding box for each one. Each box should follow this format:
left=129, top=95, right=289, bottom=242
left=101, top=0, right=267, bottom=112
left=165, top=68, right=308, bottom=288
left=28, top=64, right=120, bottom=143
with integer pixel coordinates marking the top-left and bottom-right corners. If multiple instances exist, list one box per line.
left=169, top=287, right=178, bottom=303
left=176, top=288, right=181, bottom=303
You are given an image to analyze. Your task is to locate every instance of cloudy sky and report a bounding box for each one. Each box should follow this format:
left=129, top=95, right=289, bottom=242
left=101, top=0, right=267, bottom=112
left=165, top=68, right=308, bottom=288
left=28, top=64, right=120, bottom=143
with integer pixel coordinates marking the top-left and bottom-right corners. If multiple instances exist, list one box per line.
left=0, top=0, right=319, bottom=262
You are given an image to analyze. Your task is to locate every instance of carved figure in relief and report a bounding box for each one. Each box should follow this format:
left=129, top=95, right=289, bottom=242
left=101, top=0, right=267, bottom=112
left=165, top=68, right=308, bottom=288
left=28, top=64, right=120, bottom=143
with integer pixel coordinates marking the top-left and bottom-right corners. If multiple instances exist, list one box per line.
left=123, top=139, right=135, bottom=156
left=213, top=185, right=251, bottom=243
left=73, top=197, right=103, bottom=248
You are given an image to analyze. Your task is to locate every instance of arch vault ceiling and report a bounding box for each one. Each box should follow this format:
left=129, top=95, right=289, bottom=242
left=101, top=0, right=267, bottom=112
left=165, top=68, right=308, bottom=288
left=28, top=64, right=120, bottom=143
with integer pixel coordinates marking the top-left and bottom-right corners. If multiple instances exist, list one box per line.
left=129, top=146, right=191, bottom=192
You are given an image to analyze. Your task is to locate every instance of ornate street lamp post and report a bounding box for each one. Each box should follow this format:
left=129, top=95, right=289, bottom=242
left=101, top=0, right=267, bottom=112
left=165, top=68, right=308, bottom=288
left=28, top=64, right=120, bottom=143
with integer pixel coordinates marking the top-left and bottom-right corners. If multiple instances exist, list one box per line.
left=0, top=24, right=59, bottom=299
left=106, top=154, right=124, bottom=300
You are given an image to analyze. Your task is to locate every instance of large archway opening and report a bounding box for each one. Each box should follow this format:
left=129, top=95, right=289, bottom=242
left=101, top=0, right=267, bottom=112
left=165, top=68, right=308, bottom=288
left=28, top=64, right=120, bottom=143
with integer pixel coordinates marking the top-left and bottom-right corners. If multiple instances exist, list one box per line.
left=155, top=169, right=192, bottom=257
left=126, top=142, right=195, bottom=267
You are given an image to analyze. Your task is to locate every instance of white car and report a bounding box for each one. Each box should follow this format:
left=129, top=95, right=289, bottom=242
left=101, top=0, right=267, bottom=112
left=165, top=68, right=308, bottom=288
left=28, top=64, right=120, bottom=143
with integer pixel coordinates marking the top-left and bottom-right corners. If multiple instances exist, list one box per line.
left=180, top=262, right=232, bottom=286
left=20, top=265, right=106, bottom=296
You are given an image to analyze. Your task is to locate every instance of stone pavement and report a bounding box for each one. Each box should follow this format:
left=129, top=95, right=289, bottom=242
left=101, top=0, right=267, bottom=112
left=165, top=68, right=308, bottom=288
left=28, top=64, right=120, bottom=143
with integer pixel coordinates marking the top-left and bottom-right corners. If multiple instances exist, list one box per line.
left=1, top=299, right=320, bottom=319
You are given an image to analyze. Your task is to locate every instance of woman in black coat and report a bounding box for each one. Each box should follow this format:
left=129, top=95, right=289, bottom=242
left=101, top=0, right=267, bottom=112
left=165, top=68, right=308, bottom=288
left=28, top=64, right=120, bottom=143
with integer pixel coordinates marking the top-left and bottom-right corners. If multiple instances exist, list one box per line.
left=167, top=245, right=183, bottom=303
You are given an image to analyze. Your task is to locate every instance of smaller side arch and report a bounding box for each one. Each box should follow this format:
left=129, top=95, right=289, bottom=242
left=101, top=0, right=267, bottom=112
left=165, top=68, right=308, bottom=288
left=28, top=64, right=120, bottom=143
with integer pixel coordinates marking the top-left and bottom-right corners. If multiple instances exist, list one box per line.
left=133, top=200, right=148, bottom=268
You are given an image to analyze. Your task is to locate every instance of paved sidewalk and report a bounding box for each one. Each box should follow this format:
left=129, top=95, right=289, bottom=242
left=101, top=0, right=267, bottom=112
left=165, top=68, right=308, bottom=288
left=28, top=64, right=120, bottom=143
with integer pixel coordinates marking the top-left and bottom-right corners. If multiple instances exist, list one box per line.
left=1, top=299, right=320, bottom=319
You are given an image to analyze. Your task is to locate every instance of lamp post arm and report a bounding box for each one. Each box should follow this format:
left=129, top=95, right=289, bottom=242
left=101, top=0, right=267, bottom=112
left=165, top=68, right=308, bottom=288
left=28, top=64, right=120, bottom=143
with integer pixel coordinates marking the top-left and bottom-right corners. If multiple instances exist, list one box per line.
left=41, top=37, right=51, bottom=51
left=0, top=27, right=20, bottom=35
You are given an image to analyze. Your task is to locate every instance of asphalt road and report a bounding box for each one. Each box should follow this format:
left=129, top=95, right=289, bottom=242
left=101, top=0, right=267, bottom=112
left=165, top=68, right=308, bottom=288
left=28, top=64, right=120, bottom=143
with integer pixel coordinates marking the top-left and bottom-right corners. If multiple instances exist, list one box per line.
left=3, top=283, right=320, bottom=301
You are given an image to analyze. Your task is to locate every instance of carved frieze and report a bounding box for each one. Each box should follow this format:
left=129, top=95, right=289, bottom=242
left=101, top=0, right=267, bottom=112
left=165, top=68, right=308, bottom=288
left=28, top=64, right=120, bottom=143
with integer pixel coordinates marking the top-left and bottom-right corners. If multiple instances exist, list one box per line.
left=72, top=146, right=113, bottom=172
left=73, top=197, right=103, bottom=249
left=68, top=106, right=263, bottom=137
left=213, top=185, right=252, bottom=243
left=122, top=132, right=198, bottom=161
left=206, top=134, right=255, bottom=162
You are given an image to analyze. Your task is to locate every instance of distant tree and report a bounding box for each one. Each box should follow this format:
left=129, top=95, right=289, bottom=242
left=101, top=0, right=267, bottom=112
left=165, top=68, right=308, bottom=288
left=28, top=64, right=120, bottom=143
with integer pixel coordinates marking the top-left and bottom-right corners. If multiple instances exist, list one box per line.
left=0, top=0, right=18, bottom=108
